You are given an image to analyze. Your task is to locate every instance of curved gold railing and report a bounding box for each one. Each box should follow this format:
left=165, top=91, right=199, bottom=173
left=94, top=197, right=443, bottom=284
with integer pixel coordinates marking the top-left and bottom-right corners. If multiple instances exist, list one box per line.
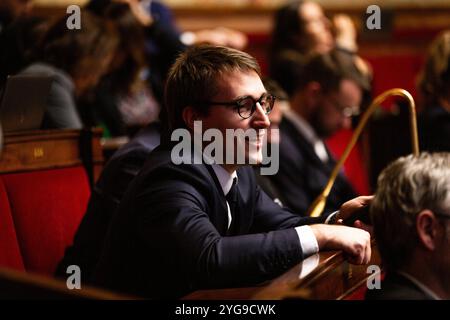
left=308, top=88, right=420, bottom=217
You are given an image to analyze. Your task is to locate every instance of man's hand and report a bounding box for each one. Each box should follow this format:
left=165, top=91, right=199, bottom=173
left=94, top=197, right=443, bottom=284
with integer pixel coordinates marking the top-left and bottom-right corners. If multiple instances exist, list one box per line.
left=333, top=14, right=357, bottom=52
left=337, top=196, right=374, bottom=234
left=310, top=224, right=371, bottom=265
left=338, top=195, right=373, bottom=222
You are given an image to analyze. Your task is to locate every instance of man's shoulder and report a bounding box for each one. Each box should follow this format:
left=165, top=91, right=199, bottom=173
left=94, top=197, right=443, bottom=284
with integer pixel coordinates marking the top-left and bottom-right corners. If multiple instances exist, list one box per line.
left=278, top=118, right=307, bottom=161
left=365, top=272, right=434, bottom=300
left=137, top=148, right=217, bottom=190
left=112, top=125, right=161, bottom=158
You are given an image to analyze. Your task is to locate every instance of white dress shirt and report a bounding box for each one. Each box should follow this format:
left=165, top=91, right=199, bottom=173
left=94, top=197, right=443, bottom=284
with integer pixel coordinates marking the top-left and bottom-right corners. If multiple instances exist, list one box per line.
left=210, top=164, right=319, bottom=257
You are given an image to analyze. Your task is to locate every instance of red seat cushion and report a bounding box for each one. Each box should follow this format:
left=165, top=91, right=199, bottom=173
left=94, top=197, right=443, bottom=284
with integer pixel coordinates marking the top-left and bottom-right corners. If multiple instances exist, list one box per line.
left=2, top=167, right=90, bottom=275
left=0, top=177, right=25, bottom=271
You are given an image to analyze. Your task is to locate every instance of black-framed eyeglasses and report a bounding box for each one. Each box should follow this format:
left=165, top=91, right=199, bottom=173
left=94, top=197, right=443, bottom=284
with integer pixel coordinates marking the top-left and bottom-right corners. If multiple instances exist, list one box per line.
left=326, top=95, right=360, bottom=118
left=200, top=93, right=276, bottom=119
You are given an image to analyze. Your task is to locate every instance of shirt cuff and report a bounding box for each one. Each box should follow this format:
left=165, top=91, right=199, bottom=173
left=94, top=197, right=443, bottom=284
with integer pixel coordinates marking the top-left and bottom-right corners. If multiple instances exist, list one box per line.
left=295, top=225, right=319, bottom=257
left=325, top=210, right=339, bottom=224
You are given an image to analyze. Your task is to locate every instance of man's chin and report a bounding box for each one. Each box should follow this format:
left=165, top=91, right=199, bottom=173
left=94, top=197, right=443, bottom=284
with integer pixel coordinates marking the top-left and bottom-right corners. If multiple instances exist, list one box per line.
left=245, top=150, right=263, bottom=166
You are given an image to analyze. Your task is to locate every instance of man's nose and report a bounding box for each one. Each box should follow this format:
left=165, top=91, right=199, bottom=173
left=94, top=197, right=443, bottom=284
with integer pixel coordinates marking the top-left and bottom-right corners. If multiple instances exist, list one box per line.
left=252, top=103, right=270, bottom=129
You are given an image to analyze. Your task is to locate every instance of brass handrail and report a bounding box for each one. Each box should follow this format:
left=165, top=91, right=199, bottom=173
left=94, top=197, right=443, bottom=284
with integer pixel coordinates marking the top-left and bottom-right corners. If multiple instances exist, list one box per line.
left=308, top=88, right=420, bottom=217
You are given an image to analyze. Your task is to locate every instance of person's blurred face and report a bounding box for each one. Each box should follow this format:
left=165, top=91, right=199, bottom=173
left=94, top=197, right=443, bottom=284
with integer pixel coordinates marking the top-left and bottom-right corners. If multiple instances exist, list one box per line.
left=298, top=1, right=334, bottom=54
left=74, top=52, right=116, bottom=96
left=311, top=79, right=362, bottom=138
left=267, top=100, right=287, bottom=145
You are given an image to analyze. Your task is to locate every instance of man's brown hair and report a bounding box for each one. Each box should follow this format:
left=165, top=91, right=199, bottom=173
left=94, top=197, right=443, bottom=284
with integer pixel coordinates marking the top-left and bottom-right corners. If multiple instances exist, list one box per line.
left=295, top=49, right=371, bottom=94
left=164, top=45, right=261, bottom=136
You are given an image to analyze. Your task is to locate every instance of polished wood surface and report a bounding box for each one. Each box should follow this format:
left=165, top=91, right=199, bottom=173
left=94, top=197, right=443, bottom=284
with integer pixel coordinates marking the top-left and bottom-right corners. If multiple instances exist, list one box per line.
left=0, top=130, right=84, bottom=173
left=254, top=244, right=381, bottom=300
left=0, top=128, right=104, bottom=184
left=184, top=243, right=381, bottom=300
left=183, top=286, right=266, bottom=300
left=0, top=267, right=132, bottom=300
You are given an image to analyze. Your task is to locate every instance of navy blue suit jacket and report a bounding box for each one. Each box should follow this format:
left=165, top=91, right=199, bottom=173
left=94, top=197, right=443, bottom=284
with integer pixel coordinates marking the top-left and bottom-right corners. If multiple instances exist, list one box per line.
left=419, top=105, right=450, bottom=153
left=93, top=145, right=324, bottom=298
left=269, top=117, right=357, bottom=215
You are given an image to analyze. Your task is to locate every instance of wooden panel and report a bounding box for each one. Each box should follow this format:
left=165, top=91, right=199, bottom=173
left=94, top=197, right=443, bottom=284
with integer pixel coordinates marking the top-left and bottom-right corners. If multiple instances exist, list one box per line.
left=183, top=286, right=264, bottom=300
left=183, top=243, right=381, bottom=300
left=80, top=128, right=104, bottom=184
left=0, top=266, right=132, bottom=299
left=0, top=130, right=83, bottom=174
left=254, top=243, right=381, bottom=300
left=0, top=128, right=104, bottom=184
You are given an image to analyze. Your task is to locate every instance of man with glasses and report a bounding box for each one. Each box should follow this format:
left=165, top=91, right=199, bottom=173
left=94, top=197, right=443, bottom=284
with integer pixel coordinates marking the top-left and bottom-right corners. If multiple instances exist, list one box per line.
left=367, top=152, right=450, bottom=300
left=93, top=45, right=372, bottom=298
left=269, top=49, right=371, bottom=216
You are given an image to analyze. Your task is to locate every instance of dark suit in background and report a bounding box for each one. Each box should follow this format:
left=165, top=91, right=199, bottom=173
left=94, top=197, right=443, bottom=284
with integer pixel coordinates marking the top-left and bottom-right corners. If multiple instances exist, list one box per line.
left=269, top=116, right=356, bottom=216
left=419, top=105, right=450, bottom=153
left=55, top=123, right=160, bottom=282
left=253, top=167, right=284, bottom=206
left=365, top=272, right=437, bottom=300
left=93, top=146, right=324, bottom=298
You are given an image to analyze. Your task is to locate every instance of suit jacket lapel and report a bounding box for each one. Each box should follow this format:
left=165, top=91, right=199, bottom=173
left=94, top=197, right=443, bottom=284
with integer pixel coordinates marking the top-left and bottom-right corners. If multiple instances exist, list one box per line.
left=204, top=164, right=230, bottom=235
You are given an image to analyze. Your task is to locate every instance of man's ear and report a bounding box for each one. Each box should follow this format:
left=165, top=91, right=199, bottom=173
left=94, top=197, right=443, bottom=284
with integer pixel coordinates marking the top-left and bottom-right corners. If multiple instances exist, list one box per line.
left=182, top=106, right=199, bottom=131
left=416, top=210, right=439, bottom=251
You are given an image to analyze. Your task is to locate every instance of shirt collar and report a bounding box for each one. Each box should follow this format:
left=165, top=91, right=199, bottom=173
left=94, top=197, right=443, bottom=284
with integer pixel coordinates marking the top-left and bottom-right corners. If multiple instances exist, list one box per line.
left=193, top=147, right=238, bottom=196
left=211, top=164, right=238, bottom=196
left=283, top=108, right=320, bottom=146
left=283, top=109, right=329, bottom=163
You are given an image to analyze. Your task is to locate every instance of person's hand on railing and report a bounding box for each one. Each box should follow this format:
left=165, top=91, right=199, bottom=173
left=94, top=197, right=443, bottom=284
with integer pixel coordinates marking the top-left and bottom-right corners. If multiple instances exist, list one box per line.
left=337, top=196, right=374, bottom=234
left=310, top=224, right=371, bottom=265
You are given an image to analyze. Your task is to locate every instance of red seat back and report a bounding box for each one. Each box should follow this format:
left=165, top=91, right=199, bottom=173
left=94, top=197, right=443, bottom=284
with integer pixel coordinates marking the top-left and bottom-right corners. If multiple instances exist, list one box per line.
left=2, top=167, right=90, bottom=275
left=0, top=178, right=25, bottom=271
left=326, top=129, right=371, bottom=195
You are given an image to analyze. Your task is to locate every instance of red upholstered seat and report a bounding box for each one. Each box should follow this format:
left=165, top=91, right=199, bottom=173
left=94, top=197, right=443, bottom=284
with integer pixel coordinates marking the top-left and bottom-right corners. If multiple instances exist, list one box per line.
left=343, top=284, right=368, bottom=300
left=326, top=129, right=371, bottom=195
left=0, top=178, right=25, bottom=271
left=2, top=167, right=90, bottom=275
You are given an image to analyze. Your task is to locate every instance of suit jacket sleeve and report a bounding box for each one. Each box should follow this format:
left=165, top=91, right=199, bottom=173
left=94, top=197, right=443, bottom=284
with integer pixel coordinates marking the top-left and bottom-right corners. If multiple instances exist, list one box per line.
left=250, top=183, right=325, bottom=233
left=135, top=179, right=315, bottom=289
left=44, top=77, right=83, bottom=129
left=270, top=135, right=314, bottom=214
